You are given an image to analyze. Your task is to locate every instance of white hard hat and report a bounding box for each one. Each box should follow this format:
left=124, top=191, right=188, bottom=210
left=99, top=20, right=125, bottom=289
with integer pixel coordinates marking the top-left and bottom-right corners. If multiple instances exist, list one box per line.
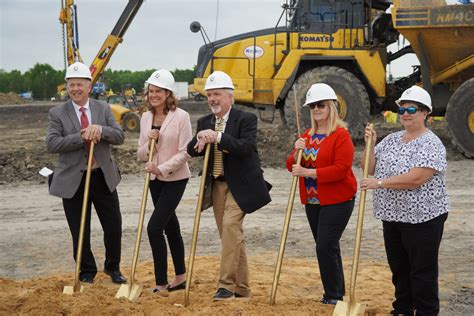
left=205, top=71, right=234, bottom=90
left=146, top=69, right=176, bottom=92
left=398, top=85, right=432, bottom=113
left=65, top=62, right=92, bottom=80
left=303, top=83, right=337, bottom=106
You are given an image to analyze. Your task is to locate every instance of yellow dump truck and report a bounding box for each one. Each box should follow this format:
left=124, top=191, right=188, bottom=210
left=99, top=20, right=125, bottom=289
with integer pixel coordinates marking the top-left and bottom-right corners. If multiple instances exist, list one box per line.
left=393, top=0, right=474, bottom=157
left=191, top=0, right=474, bottom=157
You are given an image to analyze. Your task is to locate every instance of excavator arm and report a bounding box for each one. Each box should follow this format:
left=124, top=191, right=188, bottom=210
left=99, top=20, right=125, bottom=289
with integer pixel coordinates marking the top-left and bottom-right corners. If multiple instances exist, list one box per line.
left=89, top=0, right=143, bottom=86
left=58, top=0, right=143, bottom=95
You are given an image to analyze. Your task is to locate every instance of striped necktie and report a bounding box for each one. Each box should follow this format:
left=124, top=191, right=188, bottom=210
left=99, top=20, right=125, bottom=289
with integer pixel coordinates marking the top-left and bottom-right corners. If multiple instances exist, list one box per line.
left=212, top=118, right=224, bottom=178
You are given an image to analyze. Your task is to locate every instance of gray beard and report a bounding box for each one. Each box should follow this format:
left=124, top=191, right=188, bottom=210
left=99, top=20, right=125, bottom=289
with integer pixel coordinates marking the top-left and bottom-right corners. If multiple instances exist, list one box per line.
left=210, top=106, right=221, bottom=115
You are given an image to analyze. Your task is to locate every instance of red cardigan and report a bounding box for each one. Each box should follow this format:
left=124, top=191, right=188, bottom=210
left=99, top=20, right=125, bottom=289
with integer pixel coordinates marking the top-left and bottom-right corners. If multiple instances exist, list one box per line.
left=286, top=127, right=357, bottom=206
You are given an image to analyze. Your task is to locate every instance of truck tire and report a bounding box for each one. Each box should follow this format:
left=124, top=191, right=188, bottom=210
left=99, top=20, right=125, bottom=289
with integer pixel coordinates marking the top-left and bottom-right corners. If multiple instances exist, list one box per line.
left=122, top=112, right=141, bottom=133
left=283, top=66, right=370, bottom=139
left=446, top=78, right=474, bottom=158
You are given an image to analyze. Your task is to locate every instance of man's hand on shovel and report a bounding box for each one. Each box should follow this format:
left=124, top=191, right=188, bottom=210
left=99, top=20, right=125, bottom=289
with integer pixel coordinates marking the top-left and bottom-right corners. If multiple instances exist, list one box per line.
left=81, top=124, right=102, bottom=143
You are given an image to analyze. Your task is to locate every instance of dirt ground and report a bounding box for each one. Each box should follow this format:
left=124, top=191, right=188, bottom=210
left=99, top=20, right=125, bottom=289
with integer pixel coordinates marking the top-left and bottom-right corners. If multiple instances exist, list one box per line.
left=0, top=92, right=26, bottom=105
left=0, top=101, right=472, bottom=315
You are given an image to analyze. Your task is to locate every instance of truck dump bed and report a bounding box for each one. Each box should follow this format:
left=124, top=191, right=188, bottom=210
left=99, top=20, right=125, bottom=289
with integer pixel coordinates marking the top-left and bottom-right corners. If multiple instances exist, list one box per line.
left=392, top=0, right=474, bottom=85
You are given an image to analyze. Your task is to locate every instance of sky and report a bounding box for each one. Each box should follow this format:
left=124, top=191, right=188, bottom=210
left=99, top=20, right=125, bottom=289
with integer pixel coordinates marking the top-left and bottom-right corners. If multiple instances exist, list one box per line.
left=1, top=0, right=282, bottom=72
left=0, top=0, right=460, bottom=78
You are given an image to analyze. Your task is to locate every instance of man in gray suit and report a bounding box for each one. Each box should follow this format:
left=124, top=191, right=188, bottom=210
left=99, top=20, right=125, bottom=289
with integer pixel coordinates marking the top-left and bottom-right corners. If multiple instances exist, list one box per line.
left=46, top=62, right=126, bottom=284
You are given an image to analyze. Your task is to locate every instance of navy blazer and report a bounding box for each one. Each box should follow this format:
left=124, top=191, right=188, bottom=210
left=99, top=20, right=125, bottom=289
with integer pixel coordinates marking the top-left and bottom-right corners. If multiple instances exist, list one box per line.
left=187, top=108, right=271, bottom=213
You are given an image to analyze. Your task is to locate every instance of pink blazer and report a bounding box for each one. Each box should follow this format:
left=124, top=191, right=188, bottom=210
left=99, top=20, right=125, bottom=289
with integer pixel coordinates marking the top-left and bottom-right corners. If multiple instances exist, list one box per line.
left=137, top=108, right=192, bottom=181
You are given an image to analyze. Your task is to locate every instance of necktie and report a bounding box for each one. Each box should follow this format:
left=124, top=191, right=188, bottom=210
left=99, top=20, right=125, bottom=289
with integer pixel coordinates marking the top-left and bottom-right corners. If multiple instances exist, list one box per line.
left=212, top=118, right=224, bottom=178
left=79, top=107, right=94, bottom=164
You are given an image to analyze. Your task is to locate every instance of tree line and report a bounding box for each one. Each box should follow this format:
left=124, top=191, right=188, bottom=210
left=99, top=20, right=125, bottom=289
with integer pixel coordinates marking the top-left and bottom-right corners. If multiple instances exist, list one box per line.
left=0, top=63, right=195, bottom=100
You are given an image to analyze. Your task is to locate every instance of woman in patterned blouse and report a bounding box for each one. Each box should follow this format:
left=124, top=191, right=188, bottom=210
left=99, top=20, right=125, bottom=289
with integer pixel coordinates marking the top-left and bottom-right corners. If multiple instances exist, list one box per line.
left=360, top=86, right=449, bottom=316
left=286, top=83, right=357, bottom=305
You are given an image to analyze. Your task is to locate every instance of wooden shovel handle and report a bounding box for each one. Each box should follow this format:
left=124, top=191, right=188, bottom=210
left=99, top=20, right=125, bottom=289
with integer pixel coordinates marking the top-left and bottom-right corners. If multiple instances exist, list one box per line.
left=185, top=143, right=211, bottom=307
left=73, top=141, right=95, bottom=292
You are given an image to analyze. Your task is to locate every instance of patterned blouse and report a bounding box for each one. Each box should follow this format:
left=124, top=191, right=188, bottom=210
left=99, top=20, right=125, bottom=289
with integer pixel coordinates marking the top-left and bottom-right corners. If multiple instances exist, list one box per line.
left=301, top=133, right=326, bottom=204
left=373, top=130, right=449, bottom=224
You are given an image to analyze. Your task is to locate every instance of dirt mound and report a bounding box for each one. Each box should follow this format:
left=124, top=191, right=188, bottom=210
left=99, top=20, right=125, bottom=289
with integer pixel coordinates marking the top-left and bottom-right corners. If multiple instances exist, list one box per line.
left=0, top=92, right=26, bottom=105
left=0, top=255, right=393, bottom=315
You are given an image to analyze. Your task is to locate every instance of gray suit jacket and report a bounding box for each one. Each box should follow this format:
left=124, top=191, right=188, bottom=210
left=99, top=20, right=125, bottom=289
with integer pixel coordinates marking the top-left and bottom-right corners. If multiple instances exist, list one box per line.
left=46, top=99, right=124, bottom=199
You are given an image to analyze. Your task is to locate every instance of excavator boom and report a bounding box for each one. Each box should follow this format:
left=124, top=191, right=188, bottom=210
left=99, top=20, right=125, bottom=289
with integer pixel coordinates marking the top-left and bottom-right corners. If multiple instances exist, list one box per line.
left=89, top=0, right=144, bottom=85
left=58, top=0, right=143, bottom=89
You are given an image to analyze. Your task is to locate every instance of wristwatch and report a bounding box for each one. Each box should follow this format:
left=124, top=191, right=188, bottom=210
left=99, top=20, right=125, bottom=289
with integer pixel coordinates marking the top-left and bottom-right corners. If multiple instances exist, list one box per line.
left=377, top=180, right=383, bottom=188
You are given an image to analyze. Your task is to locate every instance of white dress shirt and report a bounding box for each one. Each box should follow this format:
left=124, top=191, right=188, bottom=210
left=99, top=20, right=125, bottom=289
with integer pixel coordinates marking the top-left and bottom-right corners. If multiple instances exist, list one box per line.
left=72, top=99, right=100, bottom=168
left=215, top=107, right=231, bottom=143
left=72, top=99, right=91, bottom=124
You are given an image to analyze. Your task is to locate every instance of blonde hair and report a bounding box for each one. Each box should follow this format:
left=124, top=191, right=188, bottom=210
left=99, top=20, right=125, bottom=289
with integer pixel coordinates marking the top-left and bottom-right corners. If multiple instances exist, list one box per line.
left=309, top=100, right=348, bottom=135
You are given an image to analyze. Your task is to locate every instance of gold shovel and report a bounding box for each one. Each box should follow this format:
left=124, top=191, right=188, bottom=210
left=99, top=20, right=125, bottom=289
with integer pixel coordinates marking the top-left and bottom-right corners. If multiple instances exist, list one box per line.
left=270, top=85, right=302, bottom=305
left=63, top=141, right=95, bottom=295
left=184, top=143, right=211, bottom=307
left=270, top=148, right=302, bottom=305
left=333, top=124, right=373, bottom=316
left=115, top=138, right=157, bottom=302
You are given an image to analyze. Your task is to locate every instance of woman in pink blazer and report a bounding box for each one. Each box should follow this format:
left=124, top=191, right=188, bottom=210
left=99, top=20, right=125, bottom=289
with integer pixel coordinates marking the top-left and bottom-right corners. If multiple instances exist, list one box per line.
left=137, top=69, right=192, bottom=293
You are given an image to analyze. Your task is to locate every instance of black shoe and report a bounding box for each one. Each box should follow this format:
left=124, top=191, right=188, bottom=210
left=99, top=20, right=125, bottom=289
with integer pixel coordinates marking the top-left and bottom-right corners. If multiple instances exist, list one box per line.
left=235, top=292, right=250, bottom=298
left=80, top=276, right=94, bottom=284
left=389, top=310, right=414, bottom=316
left=213, top=288, right=235, bottom=301
left=168, top=281, right=186, bottom=292
left=104, top=269, right=127, bottom=284
left=319, top=296, right=341, bottom=305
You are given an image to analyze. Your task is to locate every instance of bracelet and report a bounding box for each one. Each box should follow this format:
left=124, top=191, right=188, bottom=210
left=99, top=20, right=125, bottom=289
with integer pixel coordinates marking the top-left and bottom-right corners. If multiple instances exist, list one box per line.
left=377, top=180, right=383, bottom=188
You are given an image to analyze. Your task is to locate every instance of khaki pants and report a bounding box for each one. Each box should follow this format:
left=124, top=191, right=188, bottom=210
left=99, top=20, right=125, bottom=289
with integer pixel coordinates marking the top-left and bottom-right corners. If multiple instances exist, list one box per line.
left=212, top=180, right=250, bottom=297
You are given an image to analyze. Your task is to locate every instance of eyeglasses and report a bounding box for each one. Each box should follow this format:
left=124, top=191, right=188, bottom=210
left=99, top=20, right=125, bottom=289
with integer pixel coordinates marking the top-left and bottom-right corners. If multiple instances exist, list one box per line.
left=308, top=102, right=326, bottom=110
left=398, top=106, right=419, bottom=115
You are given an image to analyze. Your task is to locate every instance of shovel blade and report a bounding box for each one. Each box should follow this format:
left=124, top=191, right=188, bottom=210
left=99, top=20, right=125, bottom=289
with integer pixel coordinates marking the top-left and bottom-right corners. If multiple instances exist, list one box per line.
left=63, top=284, right=84, bottom=295
left=333, top=300, right=366, bottom=316
left=115, top=283, right=143, bottom=302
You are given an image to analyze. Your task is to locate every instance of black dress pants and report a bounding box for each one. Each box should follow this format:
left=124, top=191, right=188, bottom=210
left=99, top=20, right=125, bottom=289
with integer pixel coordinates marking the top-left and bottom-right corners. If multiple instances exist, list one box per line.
left=383, top=213, right=447, bottom=316
left=148, top=178, right=188, bottom=286
left=62, top=169, right=122, bottom=280
left=305, top=198, right=354, bottom=300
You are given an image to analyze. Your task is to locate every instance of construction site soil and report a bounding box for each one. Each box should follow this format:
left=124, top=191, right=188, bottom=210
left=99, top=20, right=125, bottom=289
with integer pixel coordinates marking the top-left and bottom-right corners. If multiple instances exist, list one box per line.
left=0, top=101, right=472, bottom=315
left=0, top=92, right=26, bottom=106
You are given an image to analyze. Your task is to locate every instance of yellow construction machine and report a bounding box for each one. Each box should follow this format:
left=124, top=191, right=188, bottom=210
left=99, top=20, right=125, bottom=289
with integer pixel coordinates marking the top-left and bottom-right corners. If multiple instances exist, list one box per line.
left=58, top=0, right=144, bottom=132
left=393, top=0, right=474, bottom=157
left=107, top=95, right=141, bottom=133
left=191, top=0, right=474, bottom=157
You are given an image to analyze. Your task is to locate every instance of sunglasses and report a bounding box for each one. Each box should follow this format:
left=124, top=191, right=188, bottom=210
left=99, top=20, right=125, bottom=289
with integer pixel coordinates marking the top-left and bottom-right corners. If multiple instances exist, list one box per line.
left=308, top=102, right=326, bottom=110
left=398, top=106, right=419, bottom=115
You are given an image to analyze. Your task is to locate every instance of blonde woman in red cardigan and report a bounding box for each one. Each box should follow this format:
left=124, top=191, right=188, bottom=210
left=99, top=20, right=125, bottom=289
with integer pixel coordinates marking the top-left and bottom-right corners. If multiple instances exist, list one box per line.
left=286, top=83, right=357, bottom=305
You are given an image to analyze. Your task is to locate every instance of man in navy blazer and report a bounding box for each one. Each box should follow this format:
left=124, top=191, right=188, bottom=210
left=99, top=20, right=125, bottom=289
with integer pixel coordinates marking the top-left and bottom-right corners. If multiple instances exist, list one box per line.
left=46, top=62, right=126, bottom=285
left=187, top=71, right=271, bottom=300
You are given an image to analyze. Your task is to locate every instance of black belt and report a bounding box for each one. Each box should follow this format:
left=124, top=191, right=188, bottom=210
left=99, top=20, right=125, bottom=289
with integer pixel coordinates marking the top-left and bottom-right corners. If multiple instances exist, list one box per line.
left=81, top=168, right=101, bottom=175
left=215, top=175, right=226, bottom=182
